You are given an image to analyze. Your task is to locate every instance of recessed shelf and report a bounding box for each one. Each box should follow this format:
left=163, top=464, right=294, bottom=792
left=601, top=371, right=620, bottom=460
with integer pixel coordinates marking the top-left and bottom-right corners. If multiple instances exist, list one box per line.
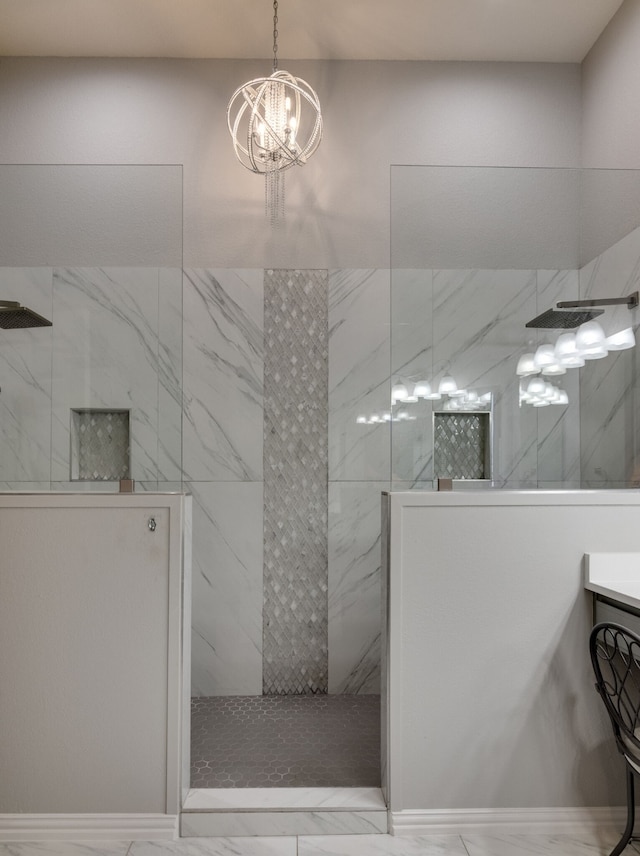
left=70, top=408, right=131, bottom=481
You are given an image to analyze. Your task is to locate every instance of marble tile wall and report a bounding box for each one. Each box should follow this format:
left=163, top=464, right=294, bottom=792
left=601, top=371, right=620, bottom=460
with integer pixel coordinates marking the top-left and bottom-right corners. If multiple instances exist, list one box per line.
left=0, top=266, right=182, bottom=490
left=4, top=259, right=621, bottom=699
left=579, top=226, right=640, bottom=488
left=390, top=268, right=581, bottom=490
left=185, top=268, right=385, bottom=696
left=182, top=269, right=264, bottom=696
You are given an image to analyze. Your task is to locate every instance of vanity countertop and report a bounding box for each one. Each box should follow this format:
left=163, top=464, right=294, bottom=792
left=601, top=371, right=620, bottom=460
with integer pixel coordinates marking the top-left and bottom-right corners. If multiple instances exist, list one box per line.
left=584, top=552, right=640, bottom=611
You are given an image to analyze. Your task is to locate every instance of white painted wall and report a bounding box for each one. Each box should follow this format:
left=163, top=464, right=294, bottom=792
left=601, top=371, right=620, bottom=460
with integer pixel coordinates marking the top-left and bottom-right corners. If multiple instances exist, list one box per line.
left=583, top=0, right=640, bottom=168
left=385, top=491, right=640, bottom=823
left=0, top=58, right=581, bottom=268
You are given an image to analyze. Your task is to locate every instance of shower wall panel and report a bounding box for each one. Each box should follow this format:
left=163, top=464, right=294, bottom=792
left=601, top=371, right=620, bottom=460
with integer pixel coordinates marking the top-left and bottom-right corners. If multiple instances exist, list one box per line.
left=0, top=267, right=52, bottom=485
left=182, top=269, right=264, bottom=696
left=535, top=270, right=581, bottom=489
left=579, top=225, right=640, bottom=488
left=184, top=268, right=386, bottom=696
left=0, top=266, right=182, bottom=491
left=51, top=268, right=164, bottom=484
left=390, top=268, right=581, bottom=490
left=327, top=269, right=390, bottom=694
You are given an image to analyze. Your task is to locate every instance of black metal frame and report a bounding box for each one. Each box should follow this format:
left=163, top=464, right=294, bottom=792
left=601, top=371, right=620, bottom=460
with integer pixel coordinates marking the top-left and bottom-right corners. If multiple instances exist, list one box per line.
left=590, top=622, right=640, bottom=856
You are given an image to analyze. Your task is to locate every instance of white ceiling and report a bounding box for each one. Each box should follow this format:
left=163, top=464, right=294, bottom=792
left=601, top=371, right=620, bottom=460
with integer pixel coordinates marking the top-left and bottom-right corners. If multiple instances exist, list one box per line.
left=0, top=0, right=626, bottom=63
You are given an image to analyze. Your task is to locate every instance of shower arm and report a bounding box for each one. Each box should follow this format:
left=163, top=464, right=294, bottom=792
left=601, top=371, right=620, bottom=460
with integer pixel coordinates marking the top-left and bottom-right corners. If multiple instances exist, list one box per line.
left=557, top=292, right=639, bottom=310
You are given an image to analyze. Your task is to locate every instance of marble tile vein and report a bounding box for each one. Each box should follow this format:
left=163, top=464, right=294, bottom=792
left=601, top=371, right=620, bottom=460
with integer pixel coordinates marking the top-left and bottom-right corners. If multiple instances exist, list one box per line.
left=129, top=838, right=296, bottom=856
left=298, top=834, right=467, bottom=856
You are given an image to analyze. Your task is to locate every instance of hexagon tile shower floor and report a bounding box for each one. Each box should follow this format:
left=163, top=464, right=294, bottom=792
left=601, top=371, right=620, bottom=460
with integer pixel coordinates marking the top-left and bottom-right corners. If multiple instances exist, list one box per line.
left=190, top=695, right=381, bottom=788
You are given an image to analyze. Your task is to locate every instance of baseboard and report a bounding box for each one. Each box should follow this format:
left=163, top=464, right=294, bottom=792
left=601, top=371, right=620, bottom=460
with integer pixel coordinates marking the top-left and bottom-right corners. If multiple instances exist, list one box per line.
left=0, top=813, right=178, bottom=841
left=390, top=806, right=627, bottom=836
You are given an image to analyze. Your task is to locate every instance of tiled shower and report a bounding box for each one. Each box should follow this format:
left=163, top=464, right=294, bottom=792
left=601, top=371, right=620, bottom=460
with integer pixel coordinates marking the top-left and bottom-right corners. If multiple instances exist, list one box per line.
left=2, top=164, right=640, bottom=792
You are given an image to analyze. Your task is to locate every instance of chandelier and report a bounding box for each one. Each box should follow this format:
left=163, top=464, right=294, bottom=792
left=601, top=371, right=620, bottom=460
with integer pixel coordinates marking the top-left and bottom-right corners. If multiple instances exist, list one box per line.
left=226, top=0, right=323, bottom=223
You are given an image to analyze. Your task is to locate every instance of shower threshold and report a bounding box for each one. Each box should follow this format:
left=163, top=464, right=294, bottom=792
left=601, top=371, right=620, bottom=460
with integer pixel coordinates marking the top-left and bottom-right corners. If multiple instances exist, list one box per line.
left=180, top=786, right=387, bottom=837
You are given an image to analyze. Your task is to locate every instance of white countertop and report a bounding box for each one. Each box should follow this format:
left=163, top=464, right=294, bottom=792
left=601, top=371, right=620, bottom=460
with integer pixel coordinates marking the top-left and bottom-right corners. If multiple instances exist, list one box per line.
left=584, top=552, right=640, bottom=610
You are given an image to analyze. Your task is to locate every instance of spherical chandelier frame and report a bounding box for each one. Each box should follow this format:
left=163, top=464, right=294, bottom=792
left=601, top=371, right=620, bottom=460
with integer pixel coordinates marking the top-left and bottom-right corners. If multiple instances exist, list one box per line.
left=227, top=69, right=323, bottom=176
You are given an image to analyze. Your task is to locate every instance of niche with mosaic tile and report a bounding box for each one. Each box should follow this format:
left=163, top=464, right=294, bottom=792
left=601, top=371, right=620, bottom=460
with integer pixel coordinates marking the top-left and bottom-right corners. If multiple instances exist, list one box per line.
left=70, top=409, right=131, bottom=481
left=433, top=411, right=492, bottom=481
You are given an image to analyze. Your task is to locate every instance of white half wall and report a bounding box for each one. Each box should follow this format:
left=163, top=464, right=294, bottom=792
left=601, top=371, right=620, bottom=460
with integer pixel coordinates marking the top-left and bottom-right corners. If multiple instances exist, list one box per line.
left=385, top=491, right=640, bottom=821
left=0, top=492, right=190, bottom=819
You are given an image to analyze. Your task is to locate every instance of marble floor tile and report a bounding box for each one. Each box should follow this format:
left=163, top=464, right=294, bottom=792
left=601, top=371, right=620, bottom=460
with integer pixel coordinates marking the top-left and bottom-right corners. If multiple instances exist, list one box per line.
left=298, top=834, right=467, bottom=856
left=0, top=844, right=130, bottom=856
left=129, top=837, right=296, bottom=856
left=460, top=831, right=632, bottom=856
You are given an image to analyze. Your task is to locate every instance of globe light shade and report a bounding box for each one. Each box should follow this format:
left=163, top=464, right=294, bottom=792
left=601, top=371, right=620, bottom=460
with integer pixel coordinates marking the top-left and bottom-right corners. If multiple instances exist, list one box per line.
left=413, top=381, right=432, bottom=398
left=533, top=344, right=556, bottom=370
left=516, top=353, right=538, bottom=377
left=582, top=345, right=608, bottom=360
left=555, top=333, right=585, bottom=368
left=541, top=363, right=566, bottom=376
left=606, top=327, right=636, bottom=351
left=438, top=376, right=458, bottom=395
left=527, top=377, right=546, bottom=396
left=576, top=320, right=606, bottom=355
left=391, top=383, right=409, bottom=403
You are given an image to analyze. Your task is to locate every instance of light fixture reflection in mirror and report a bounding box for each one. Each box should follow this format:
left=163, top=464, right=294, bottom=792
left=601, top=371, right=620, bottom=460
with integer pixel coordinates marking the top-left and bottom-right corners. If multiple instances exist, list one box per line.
left=606, top=327, right=636, bottom=351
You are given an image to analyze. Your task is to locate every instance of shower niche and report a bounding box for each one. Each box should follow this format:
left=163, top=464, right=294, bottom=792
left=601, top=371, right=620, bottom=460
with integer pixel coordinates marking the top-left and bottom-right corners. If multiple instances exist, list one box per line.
left=70, top=408, right=131, bottom=482
left=433, top=410, right=492, bottom=482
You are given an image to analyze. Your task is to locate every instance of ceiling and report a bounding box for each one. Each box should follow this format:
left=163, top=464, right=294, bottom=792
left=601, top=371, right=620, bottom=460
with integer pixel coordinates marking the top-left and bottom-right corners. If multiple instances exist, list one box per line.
left=0, top=0, right=626, bottom=63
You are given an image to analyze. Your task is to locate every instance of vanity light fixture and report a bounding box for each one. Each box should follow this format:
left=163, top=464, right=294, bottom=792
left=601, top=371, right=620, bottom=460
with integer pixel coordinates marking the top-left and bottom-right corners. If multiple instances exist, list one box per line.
left=227, top=0, right=323, bottom=223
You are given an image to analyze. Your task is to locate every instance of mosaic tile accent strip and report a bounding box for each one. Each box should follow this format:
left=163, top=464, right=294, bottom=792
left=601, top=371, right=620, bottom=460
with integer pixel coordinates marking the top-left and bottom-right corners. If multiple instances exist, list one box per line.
left=433, top=412, right=490, bottom=480
left=263, top=269, right=329, bottom=695
left=190, top=694, right=380, bottom=788
left=70, top=408, right=130, bottom=481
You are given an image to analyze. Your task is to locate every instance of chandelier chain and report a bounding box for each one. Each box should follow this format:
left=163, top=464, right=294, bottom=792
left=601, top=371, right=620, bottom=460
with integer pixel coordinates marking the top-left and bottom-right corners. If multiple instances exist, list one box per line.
left=272, top=0, right=279, bottom=71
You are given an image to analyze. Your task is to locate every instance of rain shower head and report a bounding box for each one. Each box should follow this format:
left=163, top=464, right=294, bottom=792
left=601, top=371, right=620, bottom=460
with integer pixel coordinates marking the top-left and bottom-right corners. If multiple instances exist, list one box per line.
left=0, top=301, right=52, bottom=329
left=525, top=291, right=639, bottom=330
left=525, top=308, right=604, bottom=329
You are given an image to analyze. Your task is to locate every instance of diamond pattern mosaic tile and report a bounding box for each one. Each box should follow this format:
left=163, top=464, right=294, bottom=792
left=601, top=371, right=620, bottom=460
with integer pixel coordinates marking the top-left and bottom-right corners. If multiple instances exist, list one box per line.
left=190, top=694, right=380, bottom=788
left=433, top=412, right=489, bottom=480
left=71, top=409, right=130, bottom=481
left=263, top=269, right=329, bottom=695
